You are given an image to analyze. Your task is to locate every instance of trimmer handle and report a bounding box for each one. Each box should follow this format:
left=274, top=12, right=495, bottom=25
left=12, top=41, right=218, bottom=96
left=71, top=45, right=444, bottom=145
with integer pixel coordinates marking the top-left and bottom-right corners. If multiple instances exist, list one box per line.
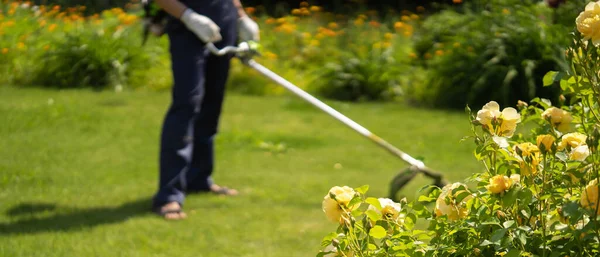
left=205, top=41, right=260, bottom=59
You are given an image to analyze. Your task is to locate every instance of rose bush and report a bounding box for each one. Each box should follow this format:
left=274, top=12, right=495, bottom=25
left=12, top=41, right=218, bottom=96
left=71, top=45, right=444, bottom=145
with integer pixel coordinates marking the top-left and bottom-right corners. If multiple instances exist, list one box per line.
left=317, top=2, right=600, bottom=256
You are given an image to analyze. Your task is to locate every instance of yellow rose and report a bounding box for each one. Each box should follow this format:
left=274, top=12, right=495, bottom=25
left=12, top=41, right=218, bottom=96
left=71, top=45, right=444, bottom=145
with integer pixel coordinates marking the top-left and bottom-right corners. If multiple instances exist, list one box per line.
left=435, top=182, right=473, bottom=221
left=576, top=1, right=600, bottom=46
left=514, top=142, right=540, bottom=157
left=570, top=145, right=590, bottom=161
left=514, top=142, right=541, bottom=176
left=510, top=174, right=521, bottom=184
left=368, top=198, right=402, bottom=221
left=536, top=134, right=556, bottom=153
left=558, top=132, right=587, bottom=151
left=322, top=186, right=357, bottom=223
left=542, top=107, right=573, bottom=133
left=486, top=175, right=512, bottom=194
left=519, top=159, right=540, bottom=177
left=476, top=101, right=521, bottom=137
left=581, top=180, right=600, bottom=215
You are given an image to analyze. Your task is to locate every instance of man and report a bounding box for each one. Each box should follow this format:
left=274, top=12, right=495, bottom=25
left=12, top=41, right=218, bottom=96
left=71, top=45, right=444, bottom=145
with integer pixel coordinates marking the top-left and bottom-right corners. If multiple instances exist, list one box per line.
left=152, top=0, right=259, bottom=220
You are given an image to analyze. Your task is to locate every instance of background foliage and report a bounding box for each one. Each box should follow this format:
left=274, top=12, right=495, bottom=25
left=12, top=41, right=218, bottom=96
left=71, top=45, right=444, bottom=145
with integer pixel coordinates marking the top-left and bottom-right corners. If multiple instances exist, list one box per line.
left=409, top=0, right=587, bottom=109
left=0, top=0, right=588, bottom=106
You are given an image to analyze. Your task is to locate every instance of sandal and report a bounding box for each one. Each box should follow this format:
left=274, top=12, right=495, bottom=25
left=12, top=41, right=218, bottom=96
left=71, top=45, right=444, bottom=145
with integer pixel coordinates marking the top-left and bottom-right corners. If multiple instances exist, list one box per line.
left=188, top=185, right=239, bottom=196
left=153, top=202, right=187, bottom=220
left=209, top=185, right=238, bottom=196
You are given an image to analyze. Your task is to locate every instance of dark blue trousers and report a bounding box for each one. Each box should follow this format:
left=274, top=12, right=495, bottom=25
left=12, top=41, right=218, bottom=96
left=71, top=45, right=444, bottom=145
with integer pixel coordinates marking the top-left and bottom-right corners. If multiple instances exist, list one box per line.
left=153, top=0, right=238, bottom=208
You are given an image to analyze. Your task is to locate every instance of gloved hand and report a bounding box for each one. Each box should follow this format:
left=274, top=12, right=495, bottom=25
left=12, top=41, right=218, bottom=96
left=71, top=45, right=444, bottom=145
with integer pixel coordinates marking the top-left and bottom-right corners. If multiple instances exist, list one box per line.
left=180, top=8, right=222, bottom=43
left=238, top=15, right=260, bottom=42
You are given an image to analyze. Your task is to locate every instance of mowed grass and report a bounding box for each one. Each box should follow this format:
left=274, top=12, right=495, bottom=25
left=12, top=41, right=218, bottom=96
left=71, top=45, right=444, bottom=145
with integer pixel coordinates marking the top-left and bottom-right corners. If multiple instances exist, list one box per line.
left=0, top=85, right=480, bottom=257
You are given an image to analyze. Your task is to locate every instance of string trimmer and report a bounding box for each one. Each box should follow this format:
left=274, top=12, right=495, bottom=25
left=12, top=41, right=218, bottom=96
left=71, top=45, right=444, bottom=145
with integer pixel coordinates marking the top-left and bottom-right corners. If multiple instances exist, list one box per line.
left=207, top=42, right=447, bottom=200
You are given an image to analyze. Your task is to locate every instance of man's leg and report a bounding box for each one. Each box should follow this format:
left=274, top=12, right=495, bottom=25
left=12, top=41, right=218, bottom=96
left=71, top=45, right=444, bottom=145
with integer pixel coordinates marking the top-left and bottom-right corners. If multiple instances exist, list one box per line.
left=186, top=10, right=238, bottom=194
left=153, top=25, right=209, bottom=217
left=185, top=53, right=230, bottom=193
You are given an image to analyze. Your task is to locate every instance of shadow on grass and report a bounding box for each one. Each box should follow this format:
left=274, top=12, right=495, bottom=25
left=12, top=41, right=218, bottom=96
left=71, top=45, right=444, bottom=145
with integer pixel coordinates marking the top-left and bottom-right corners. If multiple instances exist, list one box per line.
left=0, top=197, right=152, bottom=235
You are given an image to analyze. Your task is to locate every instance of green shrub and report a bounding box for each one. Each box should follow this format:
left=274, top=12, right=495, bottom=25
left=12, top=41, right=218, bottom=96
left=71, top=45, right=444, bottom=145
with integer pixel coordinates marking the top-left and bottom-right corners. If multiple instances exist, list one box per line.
left=0, top=1, right=168, bottom=90
left=309, top=13, right=416, bottom=102
left=316, top=49, right=402, bottom=102
left=409, top=0, right=582, bottom=109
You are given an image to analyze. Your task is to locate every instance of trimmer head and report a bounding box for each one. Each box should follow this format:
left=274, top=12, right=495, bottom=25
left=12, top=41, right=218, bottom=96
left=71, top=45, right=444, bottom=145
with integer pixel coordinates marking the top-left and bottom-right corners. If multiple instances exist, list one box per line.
left=389, top=166, right=447, bottom=201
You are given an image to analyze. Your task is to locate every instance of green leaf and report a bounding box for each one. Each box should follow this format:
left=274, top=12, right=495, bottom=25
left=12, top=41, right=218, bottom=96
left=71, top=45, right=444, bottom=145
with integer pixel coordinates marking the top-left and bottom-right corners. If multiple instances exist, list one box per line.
left=369, top=225, right=387, bottom=239
left=505, top=249, right=522, bottom=257
left=562, top=202, right=583, bottom=224
left=502, top=187, right=519, bottom=207
left=518, top=188, right=533, bottom=207
left=542, top=71, right=561, bottom=87
left=503, top=220, right=516, bottom=229
left=555, top=151, right=568, bottom=162
left=455, top=191, right=472, bottom=203
left=530, top=98, right=552, bottom=109
left=368, top=243, right=377, bottom=250
left=348, top=196, right=362, bottom=209
left=366, top=209, right=381, bottom=222
left=355, top=185, right=369, bottom=195
left=516, top=230, right=527, bottom=246
left=417, top=195, right=436, bottom=203
left=480, top=240, right=494, bottom=246
left=404, top=213, right=417, bottom=230
left=365, top=197, right=381, bottom=210
left=491, top=228, right=507, bottom=245
left=320, top=232, right=338, bottom=247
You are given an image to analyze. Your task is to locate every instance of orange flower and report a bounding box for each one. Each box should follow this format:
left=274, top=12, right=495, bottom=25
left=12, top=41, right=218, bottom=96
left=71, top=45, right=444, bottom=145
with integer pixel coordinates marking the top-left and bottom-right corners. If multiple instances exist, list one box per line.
left=394, top=21, right=404, bottom=31
left=264, top=51, right=277, bottom=60
left=244, top=7, right=255, bottom=15
left=354, top=18, right=364, bottom=26
left=300, top=7, right=310, bottom=16
left=369, top=20, right=381, bottom=28
left=384, top=32, right=394, bottom=40
left=318, top=27, right=336, bottom=37
left=453, top=0, right=462, bottom=3
left=1, top=48, right=8, bottom=54
left=275, top=23, right=296, bottom=34
left=48, top=23, right=57, bottom=32
left=291, top=8, right=301, bottom=16
left=300, top=1, right=309, bottom=7
left=327, top=22, right=338, bottom=29
left=309, top=6, right=321, bottom=12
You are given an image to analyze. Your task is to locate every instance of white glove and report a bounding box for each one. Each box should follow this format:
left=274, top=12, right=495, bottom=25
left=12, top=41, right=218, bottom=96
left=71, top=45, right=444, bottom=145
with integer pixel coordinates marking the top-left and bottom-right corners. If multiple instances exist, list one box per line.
left=238, top=15, right=260, bottom=42
left=180, top=9, right=222, bottom=43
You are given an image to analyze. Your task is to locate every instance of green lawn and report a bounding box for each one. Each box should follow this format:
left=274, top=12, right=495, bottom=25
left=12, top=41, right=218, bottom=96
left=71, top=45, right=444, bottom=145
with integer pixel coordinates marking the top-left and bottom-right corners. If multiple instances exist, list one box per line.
left=0, top=85, right=480, bottom=257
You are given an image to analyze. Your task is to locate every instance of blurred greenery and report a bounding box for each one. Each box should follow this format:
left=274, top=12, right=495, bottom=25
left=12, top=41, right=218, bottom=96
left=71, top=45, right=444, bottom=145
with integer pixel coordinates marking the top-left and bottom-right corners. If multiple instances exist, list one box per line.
left=409, top=0, right=585, bottom=109
left=0, top=0, right=589, bottom=107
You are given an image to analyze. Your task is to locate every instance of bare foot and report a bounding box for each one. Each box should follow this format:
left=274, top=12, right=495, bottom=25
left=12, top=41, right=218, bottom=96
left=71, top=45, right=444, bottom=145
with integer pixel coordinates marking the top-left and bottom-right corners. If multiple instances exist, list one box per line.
left=155, top=202, right=187, bottom=220
left=209, top=184, right=239, bottom=196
